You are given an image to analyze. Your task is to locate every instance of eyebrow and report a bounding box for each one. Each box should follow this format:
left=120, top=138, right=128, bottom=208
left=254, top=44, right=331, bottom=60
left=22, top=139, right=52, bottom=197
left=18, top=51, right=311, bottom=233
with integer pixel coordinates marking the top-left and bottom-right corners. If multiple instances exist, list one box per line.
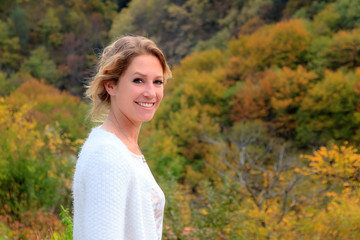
left=133, top=72, right=163, bottom=79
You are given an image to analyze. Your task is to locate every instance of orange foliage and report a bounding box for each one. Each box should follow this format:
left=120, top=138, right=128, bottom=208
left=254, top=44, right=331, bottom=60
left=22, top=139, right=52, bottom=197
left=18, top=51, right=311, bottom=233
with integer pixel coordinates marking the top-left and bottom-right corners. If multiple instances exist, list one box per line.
left=238, top=16, right=265, bottom=35
left=270, top=66, right=317, bottom=136
left=226, top=19, right=310, bottom=81
left=0, top=210, right=63, bottom=240
left=231, top=70, right=275, bottom=122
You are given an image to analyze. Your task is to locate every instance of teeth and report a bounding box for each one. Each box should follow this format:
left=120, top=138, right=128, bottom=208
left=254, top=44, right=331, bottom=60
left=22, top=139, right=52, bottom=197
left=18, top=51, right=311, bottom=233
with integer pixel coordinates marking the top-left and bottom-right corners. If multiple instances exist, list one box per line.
left=138, top=102, right=153, bottom=108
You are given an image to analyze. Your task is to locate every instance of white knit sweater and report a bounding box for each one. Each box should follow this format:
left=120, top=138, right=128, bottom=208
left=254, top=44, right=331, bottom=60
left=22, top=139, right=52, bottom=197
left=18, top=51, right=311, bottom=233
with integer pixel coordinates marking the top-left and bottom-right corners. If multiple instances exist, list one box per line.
left=73, top=126, right=165, bottom=240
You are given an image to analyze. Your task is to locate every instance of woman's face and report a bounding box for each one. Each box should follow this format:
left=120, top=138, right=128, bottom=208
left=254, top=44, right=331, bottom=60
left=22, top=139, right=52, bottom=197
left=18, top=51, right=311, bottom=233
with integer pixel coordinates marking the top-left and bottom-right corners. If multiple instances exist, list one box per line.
left=108, top=54, right=164, bottom=124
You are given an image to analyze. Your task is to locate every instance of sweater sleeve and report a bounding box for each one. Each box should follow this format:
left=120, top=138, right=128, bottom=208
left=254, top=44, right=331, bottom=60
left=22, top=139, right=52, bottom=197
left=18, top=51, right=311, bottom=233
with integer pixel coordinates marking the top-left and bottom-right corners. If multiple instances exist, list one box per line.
left=83, top=145, right=131, bottom=240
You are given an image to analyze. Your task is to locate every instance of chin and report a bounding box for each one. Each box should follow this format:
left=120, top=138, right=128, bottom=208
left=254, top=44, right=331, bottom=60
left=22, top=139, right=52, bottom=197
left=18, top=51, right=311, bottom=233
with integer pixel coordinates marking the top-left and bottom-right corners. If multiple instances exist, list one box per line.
left=139, top=115, right=156, bottom=122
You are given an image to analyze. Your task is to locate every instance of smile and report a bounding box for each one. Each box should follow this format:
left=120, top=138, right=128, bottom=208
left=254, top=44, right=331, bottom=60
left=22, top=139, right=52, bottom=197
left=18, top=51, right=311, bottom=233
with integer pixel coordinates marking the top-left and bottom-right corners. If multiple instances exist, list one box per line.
left=136, top=102, right=155, bottom=108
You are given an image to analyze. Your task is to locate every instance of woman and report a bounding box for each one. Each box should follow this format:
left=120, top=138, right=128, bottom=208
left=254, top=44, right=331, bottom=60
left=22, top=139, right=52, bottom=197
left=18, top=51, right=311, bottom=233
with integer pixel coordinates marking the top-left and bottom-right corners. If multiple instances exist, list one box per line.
left=73, top=36, right=172, bottom=240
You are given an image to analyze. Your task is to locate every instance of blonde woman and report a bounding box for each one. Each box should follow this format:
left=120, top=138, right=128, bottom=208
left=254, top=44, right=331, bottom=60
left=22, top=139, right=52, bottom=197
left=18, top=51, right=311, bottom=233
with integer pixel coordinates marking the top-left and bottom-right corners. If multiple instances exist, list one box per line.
left=73, top=36, right=172, bottom=240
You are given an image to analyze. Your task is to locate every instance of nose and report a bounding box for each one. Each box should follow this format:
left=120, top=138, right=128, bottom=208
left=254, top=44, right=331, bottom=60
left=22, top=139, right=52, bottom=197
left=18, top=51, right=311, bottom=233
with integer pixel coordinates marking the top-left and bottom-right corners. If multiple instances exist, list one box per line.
left=143, top=82, right=156, bottom=99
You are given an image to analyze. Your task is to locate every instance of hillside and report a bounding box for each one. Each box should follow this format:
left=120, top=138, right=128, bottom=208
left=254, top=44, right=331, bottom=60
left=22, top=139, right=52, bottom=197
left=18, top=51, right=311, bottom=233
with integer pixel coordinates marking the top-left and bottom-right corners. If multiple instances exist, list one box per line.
left=1, top=0, right=360, bottom=239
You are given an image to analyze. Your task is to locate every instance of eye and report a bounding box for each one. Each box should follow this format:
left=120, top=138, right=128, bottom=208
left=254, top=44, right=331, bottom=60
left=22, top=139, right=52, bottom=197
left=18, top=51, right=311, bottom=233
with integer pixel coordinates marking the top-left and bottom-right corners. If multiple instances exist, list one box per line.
left=154, top=80, right=164, bottom=85
left=133, top=78, right=143, bottom=84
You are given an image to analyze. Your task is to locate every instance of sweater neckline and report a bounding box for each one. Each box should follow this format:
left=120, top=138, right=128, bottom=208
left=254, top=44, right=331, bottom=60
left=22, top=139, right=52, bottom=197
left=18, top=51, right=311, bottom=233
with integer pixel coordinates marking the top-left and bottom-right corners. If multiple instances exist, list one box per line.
left=95, top=126, right=145, bottom=160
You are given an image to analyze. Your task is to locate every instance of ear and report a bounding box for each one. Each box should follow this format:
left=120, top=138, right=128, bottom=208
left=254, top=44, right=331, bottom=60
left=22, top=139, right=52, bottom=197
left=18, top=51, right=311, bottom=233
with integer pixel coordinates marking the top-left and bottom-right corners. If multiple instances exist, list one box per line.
left=104, top=80, right=117, bottom=96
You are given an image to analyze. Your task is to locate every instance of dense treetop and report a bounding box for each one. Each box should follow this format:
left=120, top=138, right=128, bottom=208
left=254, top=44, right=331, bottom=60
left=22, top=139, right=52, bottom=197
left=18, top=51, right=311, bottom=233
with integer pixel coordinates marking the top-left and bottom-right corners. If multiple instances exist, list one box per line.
left=0, top=0, right=336, bottom=95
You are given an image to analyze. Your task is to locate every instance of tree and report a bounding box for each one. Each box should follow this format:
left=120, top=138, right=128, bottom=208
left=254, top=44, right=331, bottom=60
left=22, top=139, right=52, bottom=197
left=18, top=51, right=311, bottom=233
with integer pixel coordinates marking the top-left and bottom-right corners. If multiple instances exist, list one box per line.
left=230, top=71, right=275, bottom=123
left=226, top=19, right=310, bottom=81
left=334, top=0, right=360, bottom=30
left=6, top=78, right=90, bottom=142
left=310, top=0, right=360, bottom=36
left=109, top=0, right=289, bottom=65
left=0, top=20, right=21, bottom=71
left=9, top=5, right=28, bottom=45
left=202, top=121, right=302, bottom=238
left=22, top=46, right=59, bottom=85
left=325, top=29, right=360, bottom=70
left=270, top=66, right=318, bottom=137
left=282, top=0, right=315, bottom=19
left=38, top=7, right=63, bottom=47
left=293, top=143, right=360, bottom=239
left=0, top=100, right=75, bottom=218
left=296, top=69, right=360, bottom=147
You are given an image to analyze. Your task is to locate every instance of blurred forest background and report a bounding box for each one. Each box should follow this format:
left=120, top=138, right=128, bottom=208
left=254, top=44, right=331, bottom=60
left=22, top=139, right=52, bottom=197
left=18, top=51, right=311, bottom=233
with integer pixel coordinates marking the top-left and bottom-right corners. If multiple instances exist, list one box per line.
left=1, top=0, right=360, bottom=239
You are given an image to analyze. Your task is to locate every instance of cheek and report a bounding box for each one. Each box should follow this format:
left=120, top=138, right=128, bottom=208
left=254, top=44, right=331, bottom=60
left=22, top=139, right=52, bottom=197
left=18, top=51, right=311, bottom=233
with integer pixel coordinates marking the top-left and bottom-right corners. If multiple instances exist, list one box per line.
left=157, top=89, right=164, bottom=101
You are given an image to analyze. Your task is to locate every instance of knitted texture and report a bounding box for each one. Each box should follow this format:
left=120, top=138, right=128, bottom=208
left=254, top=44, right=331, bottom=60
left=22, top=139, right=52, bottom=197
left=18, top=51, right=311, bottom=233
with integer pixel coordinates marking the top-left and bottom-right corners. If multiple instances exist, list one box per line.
left=73, top=127, right=165, bottom=240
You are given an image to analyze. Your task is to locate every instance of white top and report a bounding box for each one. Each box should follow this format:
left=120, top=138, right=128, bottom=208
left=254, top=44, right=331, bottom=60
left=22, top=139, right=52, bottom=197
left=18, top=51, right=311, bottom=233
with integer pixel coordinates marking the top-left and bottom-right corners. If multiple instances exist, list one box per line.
left=73, top=126, right=165, bottom=240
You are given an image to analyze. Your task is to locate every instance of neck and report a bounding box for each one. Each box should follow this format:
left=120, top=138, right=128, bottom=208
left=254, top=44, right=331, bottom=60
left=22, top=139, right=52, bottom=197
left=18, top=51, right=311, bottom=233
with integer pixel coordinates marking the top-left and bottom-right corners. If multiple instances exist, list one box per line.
left=109, top=109, right=141, bottom=143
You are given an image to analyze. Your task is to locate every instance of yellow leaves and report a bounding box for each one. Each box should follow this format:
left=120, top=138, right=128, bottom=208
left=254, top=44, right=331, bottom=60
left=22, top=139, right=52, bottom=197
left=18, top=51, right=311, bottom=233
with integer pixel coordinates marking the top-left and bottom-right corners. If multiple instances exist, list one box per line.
left=229, top=19, right=310, bottom=71
left=299, top=143, right=360, bottom=188
left=201, top=209, right=208, bottom=215
left=178, top=49, right=226, bottom=74
left=5, top=78, right=89, bottom=143
left=300, top=191, right=360, bottom=239
left=0, top=83, right=86, bottom=218
left=325, top=192, right=337, bottom=198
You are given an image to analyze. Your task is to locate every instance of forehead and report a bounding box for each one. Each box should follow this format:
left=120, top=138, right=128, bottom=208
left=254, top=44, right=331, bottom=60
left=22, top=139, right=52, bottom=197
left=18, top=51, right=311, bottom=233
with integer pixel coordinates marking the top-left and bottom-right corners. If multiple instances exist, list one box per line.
left=126, top=54, right=164, bottom=75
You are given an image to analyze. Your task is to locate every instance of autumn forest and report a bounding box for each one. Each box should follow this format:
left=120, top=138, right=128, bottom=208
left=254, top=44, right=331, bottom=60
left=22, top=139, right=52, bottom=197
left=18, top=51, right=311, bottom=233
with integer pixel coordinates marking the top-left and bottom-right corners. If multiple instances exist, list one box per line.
left=1, top=0, right=360, bottom=239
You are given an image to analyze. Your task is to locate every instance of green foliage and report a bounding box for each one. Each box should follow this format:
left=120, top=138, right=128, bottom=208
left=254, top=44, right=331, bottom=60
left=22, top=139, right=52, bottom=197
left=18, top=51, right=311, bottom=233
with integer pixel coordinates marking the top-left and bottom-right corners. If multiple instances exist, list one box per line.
left=159, top=176, right=192, bottom=239
left=324, top=29, right=360, bottom=69
left=306, top=35, right=332, bottom=74
left=293, top=1, right=334, bottom=20
left=0, top=72, right=11, bottom=96
left=0, top=20, right=21, bottom=71
left=64, top=10, right=90, bottom=37
left=0, top=71, right=31, bottom=97
left=296, top=69, right=360, bottom=147
left=9, top=5, right=28, bottom=45
left=141, top=128, right=186, bottom=179
left=193, top=28, right=231, bottom=52
left=310, top=0, right=360, bottom=36
left=0, top=79, right=87, bottom=238
left=0, top=0, right=116, bottom=95
left=0, top=20, right=9, bottom=41
left=192, top=180, right=244, bottom=239
left=109, top=4, right=135, bottom=38
left=50, top=206, right=73, bottom=240
left=334, top=0, right=360, bottom=29
left=283, top=0, right=317, bottom=19
left=0, top=102, right=75, bottom=218
left=22, top=47, right=59, bottom=84
left=311, top=4, right=341, bottom=35
left=38, top=8, right=62, bottom=47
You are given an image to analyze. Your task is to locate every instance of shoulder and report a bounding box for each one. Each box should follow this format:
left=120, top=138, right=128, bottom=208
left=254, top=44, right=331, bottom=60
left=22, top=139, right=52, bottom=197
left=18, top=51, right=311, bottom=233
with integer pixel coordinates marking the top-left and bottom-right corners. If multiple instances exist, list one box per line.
left=77, top=127, right=133, bottom=174
left=79, top=127, right=125, bottom=158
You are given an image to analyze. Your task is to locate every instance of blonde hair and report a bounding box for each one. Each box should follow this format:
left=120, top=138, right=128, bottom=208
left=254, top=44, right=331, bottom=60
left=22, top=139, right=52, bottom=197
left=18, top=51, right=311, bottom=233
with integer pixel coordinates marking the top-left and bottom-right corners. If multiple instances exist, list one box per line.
left=85, top=36, right=172, bottom=122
